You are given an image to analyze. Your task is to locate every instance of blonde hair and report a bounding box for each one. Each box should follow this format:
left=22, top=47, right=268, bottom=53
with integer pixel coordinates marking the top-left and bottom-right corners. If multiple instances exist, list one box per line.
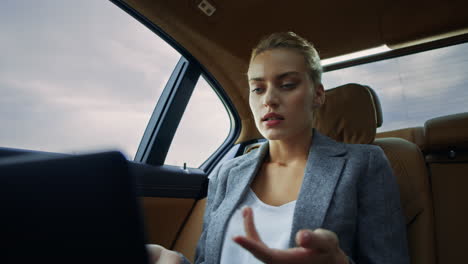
left=250, top=32, right=322, bottom=85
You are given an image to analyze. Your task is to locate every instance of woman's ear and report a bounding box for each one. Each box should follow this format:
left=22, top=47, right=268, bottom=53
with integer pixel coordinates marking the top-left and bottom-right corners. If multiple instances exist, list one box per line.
left=312, top=83, right=325, bottom=108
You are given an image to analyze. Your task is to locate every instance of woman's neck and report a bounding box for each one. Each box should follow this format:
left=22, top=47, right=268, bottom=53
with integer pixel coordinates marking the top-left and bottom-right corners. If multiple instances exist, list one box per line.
left=267, top=129, right=314, bottom=166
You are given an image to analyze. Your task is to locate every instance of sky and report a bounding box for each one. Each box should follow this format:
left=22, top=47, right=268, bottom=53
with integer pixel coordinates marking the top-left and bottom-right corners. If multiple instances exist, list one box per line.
left=0, top=0, right=230, bottom=166
left=1, top=0, right=467, bottom=166
left=322, top=42, right=468, bottom=132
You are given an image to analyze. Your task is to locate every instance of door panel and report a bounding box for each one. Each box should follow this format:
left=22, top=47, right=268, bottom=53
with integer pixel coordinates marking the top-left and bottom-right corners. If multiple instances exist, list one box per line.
left=129, top=161, right=208, bottom=248
left=141, top=197, right=196, bottom=248
left=172, top=198, right=206, bottom=262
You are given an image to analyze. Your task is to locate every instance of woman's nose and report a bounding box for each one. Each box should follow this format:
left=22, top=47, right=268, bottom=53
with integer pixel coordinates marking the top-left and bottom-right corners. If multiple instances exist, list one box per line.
left=263, top=88, right=279, bottom=108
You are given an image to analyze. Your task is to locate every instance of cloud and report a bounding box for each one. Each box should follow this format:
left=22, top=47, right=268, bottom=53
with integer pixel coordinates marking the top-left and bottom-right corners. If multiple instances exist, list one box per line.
left=323, top=43, right=468, bottom=132
left=0, top=0, right=183, bottom=159
left=0, top=0, right=235, bottom=165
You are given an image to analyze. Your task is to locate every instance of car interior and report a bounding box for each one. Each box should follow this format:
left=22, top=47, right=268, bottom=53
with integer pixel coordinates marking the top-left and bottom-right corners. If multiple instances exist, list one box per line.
left=1, top=0, right=467, bottom=263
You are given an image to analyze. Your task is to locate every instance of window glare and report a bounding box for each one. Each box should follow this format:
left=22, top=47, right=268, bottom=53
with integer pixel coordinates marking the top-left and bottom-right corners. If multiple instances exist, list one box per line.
left=0, top=0, right=180, bottom=159
left=321, top=45, right=391, bottom=66
left=322, top=43, right=468, bottom=132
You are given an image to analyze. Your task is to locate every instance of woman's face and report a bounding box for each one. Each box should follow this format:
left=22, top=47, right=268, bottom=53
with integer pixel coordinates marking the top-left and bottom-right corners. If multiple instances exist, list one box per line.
left=247, top=48, right=324, bottom=140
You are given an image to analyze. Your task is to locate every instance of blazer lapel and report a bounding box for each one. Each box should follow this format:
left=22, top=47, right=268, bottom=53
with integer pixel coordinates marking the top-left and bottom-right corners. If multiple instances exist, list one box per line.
left=208, top=142, right=269, bottom=263
left=288, top=131, right=347, bottom=246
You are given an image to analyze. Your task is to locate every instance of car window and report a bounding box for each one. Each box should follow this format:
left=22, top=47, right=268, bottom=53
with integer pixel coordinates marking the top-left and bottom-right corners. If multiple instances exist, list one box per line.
left=322, top=42, right=468, bottom=132
left=0, top=0, right=181, bottom=159
left=165, top=75, right=231, bottom=168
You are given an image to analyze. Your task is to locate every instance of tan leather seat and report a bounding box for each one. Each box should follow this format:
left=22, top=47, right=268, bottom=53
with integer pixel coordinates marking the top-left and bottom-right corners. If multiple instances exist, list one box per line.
left=313, top=83, right=436, bottom=264
left=424, top=112, right=468, bottom=264
left=373, top=138, right=436, bottom=264
left=173, top=83, right=437, bottom=264
left=376, top=127, right=426, bottom=151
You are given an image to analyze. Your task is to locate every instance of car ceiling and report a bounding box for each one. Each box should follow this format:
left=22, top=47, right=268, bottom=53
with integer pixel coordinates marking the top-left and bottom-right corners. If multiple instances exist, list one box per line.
left=122, top=0, right=468, bottom=142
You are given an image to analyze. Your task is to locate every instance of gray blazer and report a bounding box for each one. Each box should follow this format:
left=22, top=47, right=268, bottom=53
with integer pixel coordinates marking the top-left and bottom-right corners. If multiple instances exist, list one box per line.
left=181, top=130, right=410, bottom=264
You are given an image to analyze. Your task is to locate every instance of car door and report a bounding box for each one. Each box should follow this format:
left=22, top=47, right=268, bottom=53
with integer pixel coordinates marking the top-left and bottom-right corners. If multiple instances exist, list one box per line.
left=0, top=0, right=240, bottom=256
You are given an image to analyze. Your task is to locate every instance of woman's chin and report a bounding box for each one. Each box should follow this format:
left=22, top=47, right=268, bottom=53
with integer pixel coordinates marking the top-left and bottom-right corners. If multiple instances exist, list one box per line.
left=261, top=130, right=289, bottom=141
left=260, top=127, right=313, bottom=141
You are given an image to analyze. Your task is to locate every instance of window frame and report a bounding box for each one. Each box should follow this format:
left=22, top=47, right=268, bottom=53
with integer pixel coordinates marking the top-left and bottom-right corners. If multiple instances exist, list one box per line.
left=111, top=0, right=240, bottom=173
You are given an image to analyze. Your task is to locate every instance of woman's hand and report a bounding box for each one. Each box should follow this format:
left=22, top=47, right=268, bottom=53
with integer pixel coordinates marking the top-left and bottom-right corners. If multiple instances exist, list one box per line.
left=146, top=244, right=182, bottom=264
left=233, top=207, right=349, bottom=264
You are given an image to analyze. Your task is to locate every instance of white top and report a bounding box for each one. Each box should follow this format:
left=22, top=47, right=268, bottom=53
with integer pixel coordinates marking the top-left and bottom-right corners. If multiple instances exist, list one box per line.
left=220, top=188, right=297, bottom=264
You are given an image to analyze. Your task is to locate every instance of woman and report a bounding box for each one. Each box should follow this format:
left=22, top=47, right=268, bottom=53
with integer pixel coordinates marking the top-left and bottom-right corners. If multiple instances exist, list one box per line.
left=149, top=32, right=410, bottom=264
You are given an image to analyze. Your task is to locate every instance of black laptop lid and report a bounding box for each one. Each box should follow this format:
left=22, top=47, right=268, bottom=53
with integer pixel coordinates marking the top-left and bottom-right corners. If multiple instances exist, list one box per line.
left=0, top=152, right=149, bottom=264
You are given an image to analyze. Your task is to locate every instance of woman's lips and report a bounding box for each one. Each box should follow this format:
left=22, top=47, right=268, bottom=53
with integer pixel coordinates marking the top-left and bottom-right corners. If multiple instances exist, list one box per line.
left=264, top=119, right=283, bottom=127
left=261, top=113, right=285, bottom=128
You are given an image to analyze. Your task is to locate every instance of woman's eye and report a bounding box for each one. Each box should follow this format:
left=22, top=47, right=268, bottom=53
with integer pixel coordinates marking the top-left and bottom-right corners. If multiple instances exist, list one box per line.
left=251, top=87, right=264, bottom=93
left=281, top=83, right=297, bottom=89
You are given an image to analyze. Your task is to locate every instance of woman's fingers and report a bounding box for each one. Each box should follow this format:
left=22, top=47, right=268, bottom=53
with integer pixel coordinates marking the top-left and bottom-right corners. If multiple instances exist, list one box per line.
left=295, top=228, right=339, bottom=252
left=146, top=244, right=163, bottom=263
left=242, top=207, right=262, bottom=242
left=158, top=248, right=182, bottom=264
left=146, top=244, right=181, bottom=264
left=234, top=236, right=318, bottom=264
left=234, top=222, right=347, bottom=264
left=236, top=208, right=340, bottom=264
left=232, top=207, right=272, bottom=262
left=233, top=235, right=274, bottom=263
left=296, top=229, right=349, bottom=264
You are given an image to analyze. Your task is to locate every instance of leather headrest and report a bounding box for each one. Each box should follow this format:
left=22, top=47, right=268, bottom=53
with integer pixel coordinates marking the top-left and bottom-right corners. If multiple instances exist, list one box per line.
left=424, top=112, right=468, bottom=151
left=313, top=83, right=382, bottom=144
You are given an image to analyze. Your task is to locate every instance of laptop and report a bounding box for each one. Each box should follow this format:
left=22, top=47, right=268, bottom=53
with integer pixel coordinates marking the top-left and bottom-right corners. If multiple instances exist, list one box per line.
left=0, top=151, right=150, bottom=264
